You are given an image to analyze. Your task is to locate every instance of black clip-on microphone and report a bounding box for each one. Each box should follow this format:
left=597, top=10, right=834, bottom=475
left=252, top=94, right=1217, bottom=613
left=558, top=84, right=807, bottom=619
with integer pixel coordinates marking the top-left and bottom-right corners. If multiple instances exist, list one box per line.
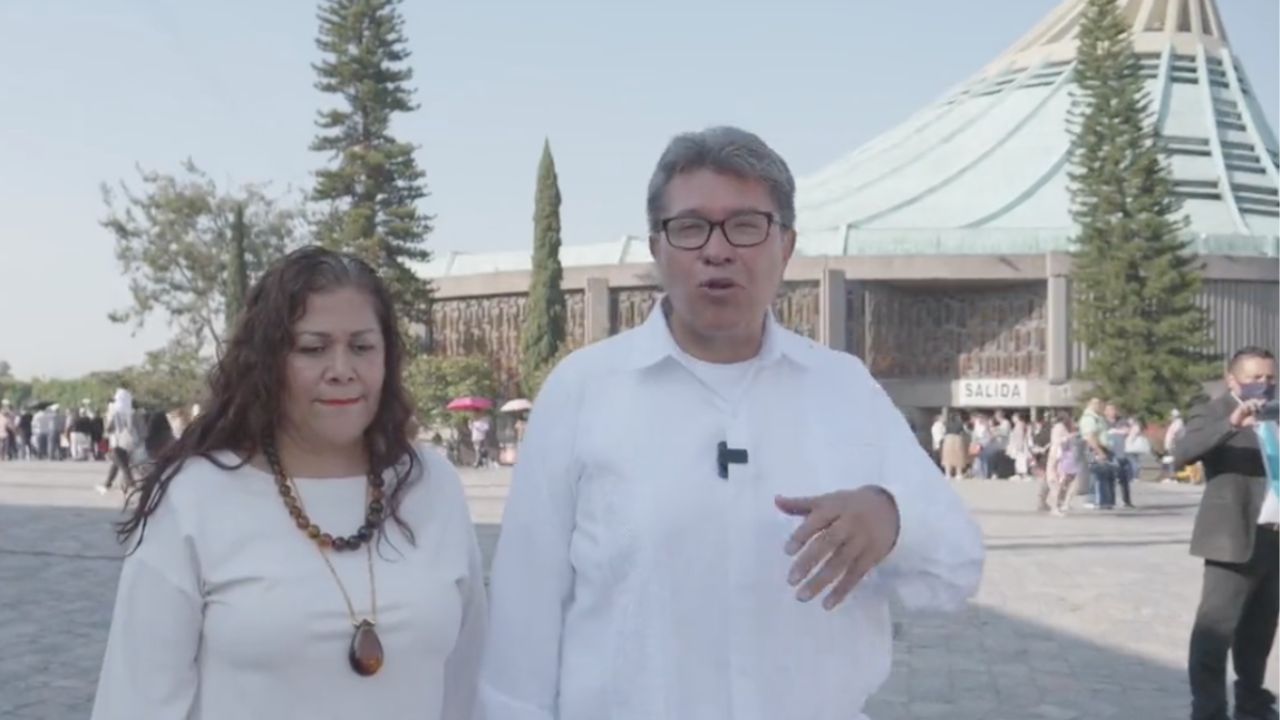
left=717, top=441, right=749, bottom=479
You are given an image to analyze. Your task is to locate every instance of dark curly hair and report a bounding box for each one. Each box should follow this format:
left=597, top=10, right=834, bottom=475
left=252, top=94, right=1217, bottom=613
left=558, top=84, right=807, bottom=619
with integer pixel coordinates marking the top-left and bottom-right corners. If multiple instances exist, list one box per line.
left=117, top=246, right=422, bottom=549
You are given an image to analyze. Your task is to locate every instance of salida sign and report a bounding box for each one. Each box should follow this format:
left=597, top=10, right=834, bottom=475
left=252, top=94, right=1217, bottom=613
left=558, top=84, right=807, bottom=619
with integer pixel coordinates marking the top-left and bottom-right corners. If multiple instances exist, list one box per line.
left=954, top=379, right=1027, bottom=407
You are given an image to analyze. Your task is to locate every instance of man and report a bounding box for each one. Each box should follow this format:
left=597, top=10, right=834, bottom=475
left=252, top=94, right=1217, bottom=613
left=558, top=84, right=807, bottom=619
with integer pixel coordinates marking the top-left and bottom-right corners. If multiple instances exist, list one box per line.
left=982, top=410, right=1012, bottom=479
left=1179, top=346, right=1278, bottom=720
left=31, top=405, right=52, bottom=460
left=993, top=409, right=1011, bottom=437
left=479, top=127, right=984, bottom=720
left=970, top=412, right=992, bottom=479
left=1103, top=402, right=1136, bottom=508
left=1078, top=397, right=1115, bottom=509
left=50, top=404, right=66, bottom=461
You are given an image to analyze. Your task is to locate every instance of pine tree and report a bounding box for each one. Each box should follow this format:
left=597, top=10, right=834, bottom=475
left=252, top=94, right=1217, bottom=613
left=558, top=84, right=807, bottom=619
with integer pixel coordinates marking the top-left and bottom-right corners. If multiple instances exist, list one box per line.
left=310, top=0, right=433, bottom=324
left=225, top=202, right=249, bottom=335
left=1068, top=0, right=1216, bottom=420
left=519, top=140, right=566, bottom=397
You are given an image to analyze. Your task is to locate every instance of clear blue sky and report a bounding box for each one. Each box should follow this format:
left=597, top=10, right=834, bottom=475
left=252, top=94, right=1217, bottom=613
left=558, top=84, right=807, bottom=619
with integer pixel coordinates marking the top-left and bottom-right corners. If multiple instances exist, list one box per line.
left=1, top=0, right=1276, bottom=379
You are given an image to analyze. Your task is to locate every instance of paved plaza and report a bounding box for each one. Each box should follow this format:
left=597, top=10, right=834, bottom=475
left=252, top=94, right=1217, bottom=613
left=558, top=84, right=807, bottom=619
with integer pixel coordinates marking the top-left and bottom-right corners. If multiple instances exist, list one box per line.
left=1, top=459, right=1276, bottom=719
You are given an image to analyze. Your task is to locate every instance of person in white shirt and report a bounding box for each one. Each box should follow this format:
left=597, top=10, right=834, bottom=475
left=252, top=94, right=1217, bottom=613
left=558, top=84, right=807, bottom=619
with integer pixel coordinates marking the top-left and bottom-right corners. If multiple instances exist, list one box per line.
left=930, top=412, right=946, bottom=461
left=97, top=388, right=137, bottom=494
left=1163, top=409, right=1185, bottom=481
left=91, top=247, right=486, bottom=720
left=479, top=126, right=984, bottom=720
left=0, top=401, right=13, bottom=460
left=469, top=414, right=491, bottom=468
left=1005, top=412, right=1031, bottom=481
left=32, top=406, right=53, bottom=460
left=969, top=414, right=993, bottom=479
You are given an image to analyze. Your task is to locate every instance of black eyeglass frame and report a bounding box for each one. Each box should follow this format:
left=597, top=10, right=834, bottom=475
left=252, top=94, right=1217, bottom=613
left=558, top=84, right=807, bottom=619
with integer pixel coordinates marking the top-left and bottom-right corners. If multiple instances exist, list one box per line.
left=657, top=210, right=783, bottom=250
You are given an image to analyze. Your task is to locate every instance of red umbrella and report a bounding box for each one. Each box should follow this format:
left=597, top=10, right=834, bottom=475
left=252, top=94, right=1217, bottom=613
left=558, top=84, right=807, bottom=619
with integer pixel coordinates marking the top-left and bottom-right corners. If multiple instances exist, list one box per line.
left=446, top=396, right=493, bottom=412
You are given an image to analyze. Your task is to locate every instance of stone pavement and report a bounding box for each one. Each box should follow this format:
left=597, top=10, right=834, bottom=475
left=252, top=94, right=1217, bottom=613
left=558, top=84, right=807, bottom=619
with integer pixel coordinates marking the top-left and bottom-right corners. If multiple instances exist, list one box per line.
left=1, top=460, right=1276, bottom=719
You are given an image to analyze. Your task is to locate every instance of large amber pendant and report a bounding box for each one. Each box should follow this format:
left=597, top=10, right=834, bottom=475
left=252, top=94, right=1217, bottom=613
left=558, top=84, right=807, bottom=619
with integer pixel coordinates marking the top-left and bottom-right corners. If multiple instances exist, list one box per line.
left=349, top=620, right=384, bottom=676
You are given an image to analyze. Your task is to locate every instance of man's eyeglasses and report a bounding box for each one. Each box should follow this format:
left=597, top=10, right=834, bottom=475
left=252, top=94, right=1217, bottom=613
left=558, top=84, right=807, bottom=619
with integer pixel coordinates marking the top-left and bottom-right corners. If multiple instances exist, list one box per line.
left=659, top=211, right=778, bottom=250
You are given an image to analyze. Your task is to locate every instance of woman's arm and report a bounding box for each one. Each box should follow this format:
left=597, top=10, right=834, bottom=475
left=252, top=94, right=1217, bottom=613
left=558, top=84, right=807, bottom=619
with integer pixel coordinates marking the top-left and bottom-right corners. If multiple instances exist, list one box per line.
left=90, top=502, right=202, bottom=719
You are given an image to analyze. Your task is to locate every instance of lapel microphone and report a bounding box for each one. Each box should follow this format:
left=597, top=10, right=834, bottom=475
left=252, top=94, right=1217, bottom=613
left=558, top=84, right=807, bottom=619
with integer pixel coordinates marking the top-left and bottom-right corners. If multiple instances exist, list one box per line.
left=717, top=441, right=749, bottom=479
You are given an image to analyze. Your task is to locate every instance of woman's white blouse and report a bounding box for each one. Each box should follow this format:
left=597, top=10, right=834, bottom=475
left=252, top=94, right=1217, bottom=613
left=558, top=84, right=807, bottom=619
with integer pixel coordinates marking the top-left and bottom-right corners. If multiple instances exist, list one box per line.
left=90, top=447, right=486, bottom=720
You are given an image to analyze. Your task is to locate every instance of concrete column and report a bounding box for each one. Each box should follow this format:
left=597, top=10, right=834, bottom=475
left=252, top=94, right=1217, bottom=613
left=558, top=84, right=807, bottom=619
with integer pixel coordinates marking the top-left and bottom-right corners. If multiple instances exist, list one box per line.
left=584, top=277, right=611, bottom=344
left=819, top=269, right=847, bottom=352
left=1047, top=274, right=1070, bottom=383
left=846, top=279, right=865, bottom=359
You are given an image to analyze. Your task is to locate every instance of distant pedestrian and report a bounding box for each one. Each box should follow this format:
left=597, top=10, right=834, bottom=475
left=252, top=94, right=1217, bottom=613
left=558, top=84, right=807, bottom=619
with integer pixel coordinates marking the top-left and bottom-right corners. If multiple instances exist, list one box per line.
left=96, top=389, right=137, bottom=494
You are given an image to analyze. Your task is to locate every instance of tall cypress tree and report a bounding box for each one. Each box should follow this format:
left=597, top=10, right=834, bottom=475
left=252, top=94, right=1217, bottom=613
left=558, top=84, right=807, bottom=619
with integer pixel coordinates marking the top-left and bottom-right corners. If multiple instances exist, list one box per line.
left=224, top=202, right=249, bottom=336
left=310, top=0, right=432, bottom=324
left=1068, top=0, right=1216, bottom=419
left=520, top=140, right=566, bottom=397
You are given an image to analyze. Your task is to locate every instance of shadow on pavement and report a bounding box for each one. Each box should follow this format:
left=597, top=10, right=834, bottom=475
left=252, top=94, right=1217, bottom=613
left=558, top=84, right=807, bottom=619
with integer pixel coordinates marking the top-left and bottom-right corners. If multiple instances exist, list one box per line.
left=987, top=537, right=1190, bottom=551
left=1, top=502, right=1211, bottom=720
left=978, top=504, right=1202, bottom=518
left=868, top=603, right=1194, bottom=720
left=0, top=504, right=123, bottom=720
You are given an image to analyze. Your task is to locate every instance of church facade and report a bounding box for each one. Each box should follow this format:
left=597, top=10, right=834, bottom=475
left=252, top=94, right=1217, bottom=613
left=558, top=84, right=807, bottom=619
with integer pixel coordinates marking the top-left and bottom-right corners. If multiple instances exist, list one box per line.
left=423, top=248, right=1277, bottom=418
left=416, top=0, right=1279, bottom=420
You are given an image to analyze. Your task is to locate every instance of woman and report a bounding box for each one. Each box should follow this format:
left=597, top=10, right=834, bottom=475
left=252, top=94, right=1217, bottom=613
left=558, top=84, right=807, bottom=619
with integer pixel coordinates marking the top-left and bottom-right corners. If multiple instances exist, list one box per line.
left=1050, top=415, right=1084, bottom=516
left=91, top=247, right=486, bottom=719
left=940, top=410, right=968, bottom=480
left=1005, top=413, right=1031, bottom=481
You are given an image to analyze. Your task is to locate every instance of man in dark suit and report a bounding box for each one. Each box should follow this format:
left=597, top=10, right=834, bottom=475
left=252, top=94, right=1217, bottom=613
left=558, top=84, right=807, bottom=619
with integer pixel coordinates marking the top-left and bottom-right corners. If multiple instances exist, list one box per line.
left=1178, top=346, right=1278, bottom=720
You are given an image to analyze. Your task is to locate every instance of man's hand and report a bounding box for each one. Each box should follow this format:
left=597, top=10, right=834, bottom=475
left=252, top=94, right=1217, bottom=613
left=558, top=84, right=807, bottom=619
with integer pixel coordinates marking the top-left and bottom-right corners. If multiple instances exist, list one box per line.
left=1229, top=399, right=1265, bottom=429
left=775, top=487, right=900, bottom=611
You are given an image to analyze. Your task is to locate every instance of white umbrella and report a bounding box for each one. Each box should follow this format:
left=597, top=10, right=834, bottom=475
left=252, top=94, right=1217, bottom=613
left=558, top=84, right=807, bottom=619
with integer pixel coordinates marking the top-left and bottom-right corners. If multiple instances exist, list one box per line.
left=500, top=398, right=533, bottom=413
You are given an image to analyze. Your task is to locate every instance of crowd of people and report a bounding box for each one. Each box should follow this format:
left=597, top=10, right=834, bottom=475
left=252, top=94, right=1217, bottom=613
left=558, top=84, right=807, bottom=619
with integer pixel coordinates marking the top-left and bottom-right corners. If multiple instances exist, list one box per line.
left=0, top=393, right=192, bottom=493
left=0, top=399, right=106, bottom=462
left=927, top=401, right=1188, bottom=515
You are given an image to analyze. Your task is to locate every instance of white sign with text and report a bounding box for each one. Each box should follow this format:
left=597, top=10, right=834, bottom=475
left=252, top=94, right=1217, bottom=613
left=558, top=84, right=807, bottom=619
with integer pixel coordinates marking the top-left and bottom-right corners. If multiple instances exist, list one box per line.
left=954, top=378, right=1028, bottom=407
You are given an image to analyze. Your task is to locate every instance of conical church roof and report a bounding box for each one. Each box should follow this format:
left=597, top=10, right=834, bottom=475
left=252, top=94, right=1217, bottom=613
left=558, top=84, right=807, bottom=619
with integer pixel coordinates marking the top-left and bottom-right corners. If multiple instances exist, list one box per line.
left=795, top=0, right=1279, bottom=257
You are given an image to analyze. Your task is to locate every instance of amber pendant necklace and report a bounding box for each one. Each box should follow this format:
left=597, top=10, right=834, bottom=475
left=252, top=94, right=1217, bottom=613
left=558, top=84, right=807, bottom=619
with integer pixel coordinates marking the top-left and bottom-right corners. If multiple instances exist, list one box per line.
left=312, top=528, right=384, bottom=677
left=266, top=444, right=385, bottom=677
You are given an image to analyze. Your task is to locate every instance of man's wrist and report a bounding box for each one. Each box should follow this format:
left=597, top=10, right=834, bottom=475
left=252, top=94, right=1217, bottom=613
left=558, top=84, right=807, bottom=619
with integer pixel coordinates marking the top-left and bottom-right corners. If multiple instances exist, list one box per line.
left=863, top=485, right=901, bottom=551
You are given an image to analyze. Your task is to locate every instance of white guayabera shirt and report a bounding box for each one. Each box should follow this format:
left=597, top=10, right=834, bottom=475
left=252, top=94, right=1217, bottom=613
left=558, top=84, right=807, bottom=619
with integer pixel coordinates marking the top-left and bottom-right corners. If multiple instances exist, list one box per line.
left=479, top=304, right=985, bottom=720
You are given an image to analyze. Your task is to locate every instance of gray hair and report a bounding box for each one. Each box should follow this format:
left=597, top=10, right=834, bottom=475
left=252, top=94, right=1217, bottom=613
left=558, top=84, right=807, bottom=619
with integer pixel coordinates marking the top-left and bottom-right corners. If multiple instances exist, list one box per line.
left=645, top=126, right=796, bottom=233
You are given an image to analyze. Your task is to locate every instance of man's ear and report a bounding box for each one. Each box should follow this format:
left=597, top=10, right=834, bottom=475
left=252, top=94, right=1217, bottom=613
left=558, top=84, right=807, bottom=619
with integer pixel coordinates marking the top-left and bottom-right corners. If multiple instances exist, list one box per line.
left=781, top=227, right=797, bottom=263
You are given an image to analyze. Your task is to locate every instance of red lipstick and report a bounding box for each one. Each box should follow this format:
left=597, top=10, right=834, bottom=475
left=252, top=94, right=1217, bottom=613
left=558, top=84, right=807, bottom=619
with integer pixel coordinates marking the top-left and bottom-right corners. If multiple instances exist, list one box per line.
left=318, top=398, right=361, bottom=407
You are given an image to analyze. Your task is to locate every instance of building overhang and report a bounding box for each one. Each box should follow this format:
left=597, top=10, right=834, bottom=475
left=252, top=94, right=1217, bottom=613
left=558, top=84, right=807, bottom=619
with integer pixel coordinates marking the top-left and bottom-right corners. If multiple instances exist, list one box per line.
left=426, top=251, right=1280, bottom=300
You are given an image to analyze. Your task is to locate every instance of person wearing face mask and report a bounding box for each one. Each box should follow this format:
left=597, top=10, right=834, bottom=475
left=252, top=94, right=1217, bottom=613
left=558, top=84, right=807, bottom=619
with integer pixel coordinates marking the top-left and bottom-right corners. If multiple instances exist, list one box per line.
left=1177, top=346, right=1278, bottom=720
